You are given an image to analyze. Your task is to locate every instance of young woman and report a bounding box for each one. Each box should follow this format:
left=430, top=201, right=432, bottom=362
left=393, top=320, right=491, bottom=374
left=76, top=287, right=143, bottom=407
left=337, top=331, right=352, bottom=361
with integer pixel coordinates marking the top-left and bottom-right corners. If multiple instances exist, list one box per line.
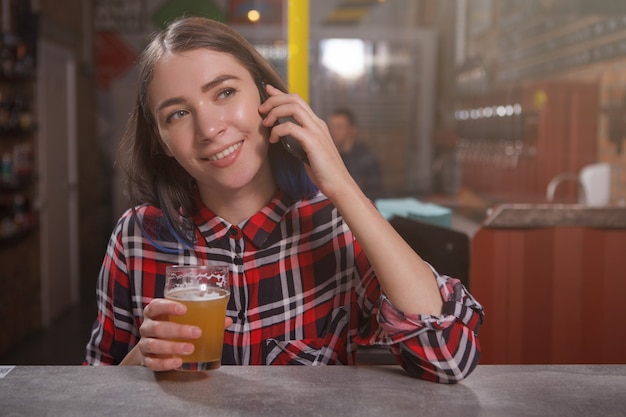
left=85, top=16, right=483, bottom=383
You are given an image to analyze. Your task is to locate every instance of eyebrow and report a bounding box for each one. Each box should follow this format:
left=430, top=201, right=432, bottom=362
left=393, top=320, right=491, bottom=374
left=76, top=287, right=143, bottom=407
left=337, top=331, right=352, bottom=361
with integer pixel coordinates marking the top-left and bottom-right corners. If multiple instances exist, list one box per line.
left=154, top=74, right=242, bottom=113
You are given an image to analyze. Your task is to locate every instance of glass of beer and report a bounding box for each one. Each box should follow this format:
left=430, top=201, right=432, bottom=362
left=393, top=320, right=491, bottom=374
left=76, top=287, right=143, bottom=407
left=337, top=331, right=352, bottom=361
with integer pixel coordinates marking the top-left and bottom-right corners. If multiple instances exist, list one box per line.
left=164, top=264, right=230, bottom=371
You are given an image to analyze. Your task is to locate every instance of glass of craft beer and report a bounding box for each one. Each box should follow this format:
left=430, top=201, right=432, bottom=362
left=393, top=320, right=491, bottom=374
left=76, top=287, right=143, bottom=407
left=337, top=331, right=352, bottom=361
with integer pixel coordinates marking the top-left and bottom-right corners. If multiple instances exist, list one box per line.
left=164, top=264, right=230, bottom=371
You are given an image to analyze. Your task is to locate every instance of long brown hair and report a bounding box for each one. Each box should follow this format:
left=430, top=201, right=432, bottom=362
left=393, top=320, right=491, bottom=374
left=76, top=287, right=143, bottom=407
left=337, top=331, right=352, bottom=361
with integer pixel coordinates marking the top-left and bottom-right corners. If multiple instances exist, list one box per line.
left=118, top=16, right=316, bottom=248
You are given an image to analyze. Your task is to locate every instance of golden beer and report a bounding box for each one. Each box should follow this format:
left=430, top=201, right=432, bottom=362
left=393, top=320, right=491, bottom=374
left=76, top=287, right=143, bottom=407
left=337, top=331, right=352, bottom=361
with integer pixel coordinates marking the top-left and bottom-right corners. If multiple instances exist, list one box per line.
left=166, top=288, right=230, bottom=369
left=164, top=265, right=230, bottom=371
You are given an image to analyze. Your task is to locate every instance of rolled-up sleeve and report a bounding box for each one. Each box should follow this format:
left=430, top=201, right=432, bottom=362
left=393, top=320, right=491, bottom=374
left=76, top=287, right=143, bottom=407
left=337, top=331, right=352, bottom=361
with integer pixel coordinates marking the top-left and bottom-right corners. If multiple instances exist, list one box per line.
left=378, top=268, right=484, bottom=383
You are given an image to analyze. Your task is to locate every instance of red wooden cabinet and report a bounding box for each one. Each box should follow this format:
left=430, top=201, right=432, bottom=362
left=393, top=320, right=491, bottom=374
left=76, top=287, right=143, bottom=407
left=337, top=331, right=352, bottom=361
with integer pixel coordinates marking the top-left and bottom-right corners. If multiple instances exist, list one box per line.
left=470, top=208, right=626, bottom=364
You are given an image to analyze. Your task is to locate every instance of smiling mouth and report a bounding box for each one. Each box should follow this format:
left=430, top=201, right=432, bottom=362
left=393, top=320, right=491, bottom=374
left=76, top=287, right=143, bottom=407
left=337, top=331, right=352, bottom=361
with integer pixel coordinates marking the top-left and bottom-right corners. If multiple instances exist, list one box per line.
left=206, top=141, right=243, bottom=161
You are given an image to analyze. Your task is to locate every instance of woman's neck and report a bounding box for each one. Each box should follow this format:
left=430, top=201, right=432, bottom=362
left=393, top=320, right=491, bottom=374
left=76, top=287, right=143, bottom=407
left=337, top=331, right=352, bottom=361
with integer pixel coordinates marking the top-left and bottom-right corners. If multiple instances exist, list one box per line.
left=198, top=170, right=278, bottom=226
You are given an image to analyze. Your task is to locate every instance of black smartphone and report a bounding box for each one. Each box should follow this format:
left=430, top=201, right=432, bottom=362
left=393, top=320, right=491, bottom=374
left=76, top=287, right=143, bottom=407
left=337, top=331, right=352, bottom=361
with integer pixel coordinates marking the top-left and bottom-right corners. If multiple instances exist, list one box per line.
left=259, top=82, right=309, bottom=165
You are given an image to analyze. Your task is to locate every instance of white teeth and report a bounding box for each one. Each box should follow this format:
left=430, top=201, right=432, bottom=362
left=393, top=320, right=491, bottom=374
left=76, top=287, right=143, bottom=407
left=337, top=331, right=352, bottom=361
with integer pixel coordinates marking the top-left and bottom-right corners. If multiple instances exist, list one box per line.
left=208, top=141, right=242, bottom=161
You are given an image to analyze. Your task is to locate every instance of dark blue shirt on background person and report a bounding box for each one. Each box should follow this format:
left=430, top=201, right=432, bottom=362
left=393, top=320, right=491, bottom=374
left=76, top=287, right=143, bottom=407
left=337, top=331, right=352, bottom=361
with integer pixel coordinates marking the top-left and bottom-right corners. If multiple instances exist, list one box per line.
left=328, top=108, right=383, bottom=200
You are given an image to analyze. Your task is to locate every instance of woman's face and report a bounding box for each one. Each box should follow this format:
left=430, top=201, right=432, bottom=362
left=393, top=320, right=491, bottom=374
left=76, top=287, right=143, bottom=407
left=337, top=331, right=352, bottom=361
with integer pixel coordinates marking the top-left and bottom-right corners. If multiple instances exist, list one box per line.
left=148, top=48, right=273, bottom=197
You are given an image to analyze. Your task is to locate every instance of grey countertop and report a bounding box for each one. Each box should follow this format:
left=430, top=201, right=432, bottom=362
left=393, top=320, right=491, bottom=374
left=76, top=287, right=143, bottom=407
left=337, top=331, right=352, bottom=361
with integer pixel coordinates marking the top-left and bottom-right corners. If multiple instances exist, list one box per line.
left=483, top=204, right=626, bottom=228
left=1, top=365, right=625, bottom=416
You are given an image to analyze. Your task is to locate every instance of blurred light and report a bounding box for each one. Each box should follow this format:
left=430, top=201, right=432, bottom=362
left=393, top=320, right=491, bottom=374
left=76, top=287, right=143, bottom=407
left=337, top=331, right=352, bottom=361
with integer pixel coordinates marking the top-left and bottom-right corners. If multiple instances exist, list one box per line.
left=373, top=41, right=390, bottom=76
left=321, top=39, right=365, bottom=79
left=247, top=9, right=260, bottom=23
left=254, top=42, right=288, bottom=60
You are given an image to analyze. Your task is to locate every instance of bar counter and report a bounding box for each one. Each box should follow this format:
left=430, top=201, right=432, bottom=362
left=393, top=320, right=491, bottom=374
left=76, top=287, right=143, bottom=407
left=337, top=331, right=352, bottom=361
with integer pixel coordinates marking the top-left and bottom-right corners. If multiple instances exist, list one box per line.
left=2, top=365, right=625, bottom=416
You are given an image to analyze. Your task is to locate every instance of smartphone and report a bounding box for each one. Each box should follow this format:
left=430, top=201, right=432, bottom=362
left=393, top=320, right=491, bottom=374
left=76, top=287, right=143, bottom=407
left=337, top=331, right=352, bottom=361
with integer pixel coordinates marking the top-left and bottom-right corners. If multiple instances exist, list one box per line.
left=259, top=82, right=309, bottom=165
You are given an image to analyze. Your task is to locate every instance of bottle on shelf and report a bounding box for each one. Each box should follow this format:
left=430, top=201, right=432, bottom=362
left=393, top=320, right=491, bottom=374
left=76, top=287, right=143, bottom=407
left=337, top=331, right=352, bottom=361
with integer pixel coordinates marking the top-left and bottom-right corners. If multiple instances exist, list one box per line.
left=1, top=151, right=12, bottom=184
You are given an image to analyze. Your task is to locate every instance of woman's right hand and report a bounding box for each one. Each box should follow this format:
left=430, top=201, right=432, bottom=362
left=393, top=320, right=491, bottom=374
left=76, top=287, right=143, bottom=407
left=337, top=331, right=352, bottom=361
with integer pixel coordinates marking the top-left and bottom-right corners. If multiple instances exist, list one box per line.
left=120, top=298, right=233, bottom=371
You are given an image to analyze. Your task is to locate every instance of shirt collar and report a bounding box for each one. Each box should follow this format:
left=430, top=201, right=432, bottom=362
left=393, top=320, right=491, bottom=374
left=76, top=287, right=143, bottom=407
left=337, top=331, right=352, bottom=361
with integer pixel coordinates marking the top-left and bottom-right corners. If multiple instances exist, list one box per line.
left=192, top=191, right=296, bottom=249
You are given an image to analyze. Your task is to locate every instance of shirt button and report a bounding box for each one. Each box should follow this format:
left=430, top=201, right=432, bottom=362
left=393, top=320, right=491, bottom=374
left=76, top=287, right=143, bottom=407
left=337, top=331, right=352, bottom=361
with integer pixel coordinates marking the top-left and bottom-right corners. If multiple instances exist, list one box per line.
left=233, top=257, right=243, bottom=266
left=238, top=311, right=246, bottom=321
left=228, top=227, right=242, bottom=239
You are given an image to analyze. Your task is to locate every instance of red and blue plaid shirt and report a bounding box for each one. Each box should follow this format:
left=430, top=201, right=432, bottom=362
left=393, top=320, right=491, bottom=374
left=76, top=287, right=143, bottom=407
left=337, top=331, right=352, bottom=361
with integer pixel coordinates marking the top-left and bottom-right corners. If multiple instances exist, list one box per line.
left=85, top=191, right=483, bottom=383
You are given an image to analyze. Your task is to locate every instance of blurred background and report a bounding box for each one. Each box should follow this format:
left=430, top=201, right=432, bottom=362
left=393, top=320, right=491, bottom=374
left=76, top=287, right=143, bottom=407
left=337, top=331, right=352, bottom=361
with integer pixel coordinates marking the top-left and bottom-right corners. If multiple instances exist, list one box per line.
left=1, top=0, right=625, bottom=365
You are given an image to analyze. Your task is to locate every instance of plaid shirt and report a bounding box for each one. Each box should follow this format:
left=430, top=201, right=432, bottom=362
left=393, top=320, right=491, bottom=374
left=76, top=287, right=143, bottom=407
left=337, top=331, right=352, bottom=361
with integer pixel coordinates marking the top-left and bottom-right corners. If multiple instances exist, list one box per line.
left=85, top=191, right=483, bottom=383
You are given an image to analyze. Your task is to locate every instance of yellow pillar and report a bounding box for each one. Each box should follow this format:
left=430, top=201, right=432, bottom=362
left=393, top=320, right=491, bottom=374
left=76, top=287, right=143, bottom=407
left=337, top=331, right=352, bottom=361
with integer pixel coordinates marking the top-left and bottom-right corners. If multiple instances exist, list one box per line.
left=287, top=0, right=309, bottom=102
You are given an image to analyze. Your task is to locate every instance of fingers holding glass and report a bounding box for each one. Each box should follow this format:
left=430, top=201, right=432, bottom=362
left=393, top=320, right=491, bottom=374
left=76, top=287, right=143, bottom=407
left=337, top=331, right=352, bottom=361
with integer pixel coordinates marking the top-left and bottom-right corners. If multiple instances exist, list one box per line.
left=163, top=265, right=231, bottom=371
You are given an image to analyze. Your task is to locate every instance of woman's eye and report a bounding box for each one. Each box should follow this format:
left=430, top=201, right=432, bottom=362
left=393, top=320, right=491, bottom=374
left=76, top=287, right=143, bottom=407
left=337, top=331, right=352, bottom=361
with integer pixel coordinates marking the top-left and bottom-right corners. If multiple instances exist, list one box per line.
left=166, top=110, right=187, bottom=123
left=218, top=88, right=236, bottom=99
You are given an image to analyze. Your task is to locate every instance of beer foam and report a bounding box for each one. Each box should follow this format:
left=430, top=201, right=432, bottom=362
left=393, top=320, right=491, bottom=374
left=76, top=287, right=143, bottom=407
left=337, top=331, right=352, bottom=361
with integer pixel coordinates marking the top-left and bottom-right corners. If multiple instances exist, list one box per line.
left=165, top=287, right=229, bottom=301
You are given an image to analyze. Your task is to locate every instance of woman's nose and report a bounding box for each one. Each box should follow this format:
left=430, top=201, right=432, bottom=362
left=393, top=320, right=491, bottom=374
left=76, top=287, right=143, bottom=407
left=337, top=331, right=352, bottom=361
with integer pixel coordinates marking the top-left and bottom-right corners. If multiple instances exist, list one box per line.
left=195, top=104, right=226, bottom=141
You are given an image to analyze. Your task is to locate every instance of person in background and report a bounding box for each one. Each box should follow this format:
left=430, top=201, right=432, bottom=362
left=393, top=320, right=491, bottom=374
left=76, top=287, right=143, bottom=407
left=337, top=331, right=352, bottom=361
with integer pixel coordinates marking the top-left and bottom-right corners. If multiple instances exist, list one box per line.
left=328, top=108, right=384, bottom=200
left=84, top=16, right=483, bottom=384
